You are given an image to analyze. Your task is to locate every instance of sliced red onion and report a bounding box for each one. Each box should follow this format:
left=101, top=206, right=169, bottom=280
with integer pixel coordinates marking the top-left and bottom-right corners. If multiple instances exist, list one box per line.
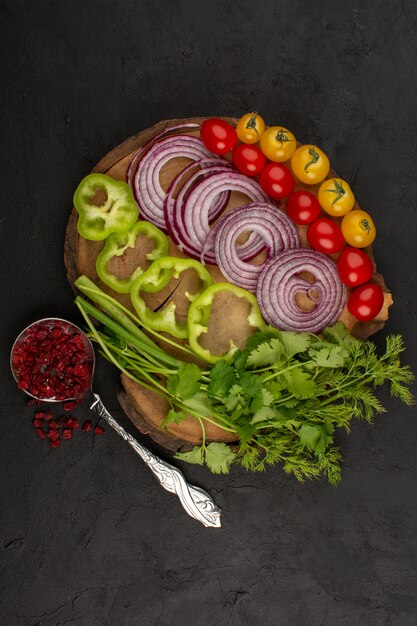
left=257, top=249, right=347, bottom=333
left=175, top=171, right=270, bottom=263
left=126, top=122, right=200, bottom=186
left=165, top=160, right=233, bottom=255
left=211, top=203, right=300, bottom=291
left=132, top=134, right=215, bottom=230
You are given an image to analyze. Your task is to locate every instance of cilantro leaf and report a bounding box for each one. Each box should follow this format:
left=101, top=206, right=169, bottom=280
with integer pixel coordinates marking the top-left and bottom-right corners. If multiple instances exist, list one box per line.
left=174, top=445, right=204, bottom=465
left=225, top=384, right=244, bottom=411
left=309, top=345, right=349, bottom=368
left=283, top=368, right=317, bottom=398
left=263, top=379, right=284, bottom=399
left=247, top=338, right=284, bottom=367
left=299, top=423, right=334, bottom=455
left=239, top=372, right=263, bottom=398
left=322, top=322, right=360, bottom=347
left=280, top=332, right=311, bottom=357
left=167, top=363, right=201, bottom=400
left=245, top=329, right=280, bottom=352
left=251, top=406, right=277, bottom=424
left=161, top=409, right=187, bottom=430
left=261, top=388, right=274, bottom=406
left=233, top=349, right=249, bottom=371
left=207, top=360, right=236, bottom=398
left=205, top=442, right=236, bottom=474
left=182, top=391, right=213, bottom=417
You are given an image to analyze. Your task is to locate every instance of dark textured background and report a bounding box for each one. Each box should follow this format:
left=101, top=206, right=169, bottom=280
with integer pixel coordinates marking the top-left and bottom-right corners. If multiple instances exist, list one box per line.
left=1, top=1, right=417, bottom=624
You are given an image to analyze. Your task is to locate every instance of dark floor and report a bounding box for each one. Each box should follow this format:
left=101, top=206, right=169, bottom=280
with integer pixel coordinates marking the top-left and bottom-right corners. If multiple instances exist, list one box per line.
left=1, top=1, right=417, bottom=624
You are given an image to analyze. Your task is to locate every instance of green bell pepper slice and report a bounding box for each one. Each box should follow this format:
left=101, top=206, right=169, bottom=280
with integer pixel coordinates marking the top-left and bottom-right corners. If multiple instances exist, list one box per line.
left=95, top=221, right=168, bottom=294
left=130, top=257, right=214, bottom=339
left=74, top=173, right=139, bottom=241
left=187, top=283, right=266, bottom=363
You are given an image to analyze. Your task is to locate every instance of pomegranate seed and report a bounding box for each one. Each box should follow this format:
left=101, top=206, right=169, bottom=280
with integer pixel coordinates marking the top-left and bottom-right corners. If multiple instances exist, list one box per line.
left=50, top=439, right=61, bottom=449
left=35, top=428, right=46, bottom=439
left=94, top=425, right=105, bottom=435
left=33, top=419, right=43, bottom=428
left=44, top=410, right=53, bottom=421
left=13, top=320, right=92, bottom=401
left=82, top=420, right=92, bottom=432
left=62, top=429, right=73, bottom=440
left=49, top=421, right=59, bottom=430
left=62, top=401, right=77, bottom=411
left=48, top=430, right=59, bottom=441
left=71, top=419, right=79, bottom=430
left=35, top=411, right=45, bottom=420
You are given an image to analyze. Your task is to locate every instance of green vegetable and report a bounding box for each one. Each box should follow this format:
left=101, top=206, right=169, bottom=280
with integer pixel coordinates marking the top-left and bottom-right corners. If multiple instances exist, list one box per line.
left=130, top=257, right=213, bottom=339
left=96, top=221, right=168, bottom=293
left=74, top=173, right=138, bottom=241
left=75, top=279, right=415, bottom=483
left=187, top=282, right=266, bottom=363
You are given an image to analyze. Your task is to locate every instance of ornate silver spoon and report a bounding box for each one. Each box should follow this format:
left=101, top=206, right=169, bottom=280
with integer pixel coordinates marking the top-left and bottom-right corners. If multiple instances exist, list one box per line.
left=10, top=317, right=221, bottom=528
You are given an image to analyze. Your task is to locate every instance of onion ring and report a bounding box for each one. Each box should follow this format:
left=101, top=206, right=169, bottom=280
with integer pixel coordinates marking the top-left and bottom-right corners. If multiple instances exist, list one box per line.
left=257, top=249, right=346, bottom=332
left=211, top=203, right=300, bottom=291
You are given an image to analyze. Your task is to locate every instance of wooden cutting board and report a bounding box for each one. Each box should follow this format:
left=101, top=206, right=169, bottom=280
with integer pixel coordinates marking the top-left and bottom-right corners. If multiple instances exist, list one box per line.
left=64, top=116, right=392, bottom=452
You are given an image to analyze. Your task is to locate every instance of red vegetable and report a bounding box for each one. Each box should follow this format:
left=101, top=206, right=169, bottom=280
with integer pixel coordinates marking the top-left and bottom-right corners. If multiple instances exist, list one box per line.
left=286, top=190, right=321, bottom=225
left=170, top=169, right=269, bottom=265
left=337, top=247, right=374, bottom=287
left=200, top=118, right=237, bottom=155
left=307, top=218, right=345, bottom=254
left=232, top=144, right=266, bottom=177
left=259, top=163, right=295, bottom=199
left=256, top=248, right=346, bottom=333
left=127, top=122, right=200, bottom=186
left=209, top=203, right=300, bottom=291
left=132, top=134, right=214, bottom=231
left=347, top=283, right=384, bottom=321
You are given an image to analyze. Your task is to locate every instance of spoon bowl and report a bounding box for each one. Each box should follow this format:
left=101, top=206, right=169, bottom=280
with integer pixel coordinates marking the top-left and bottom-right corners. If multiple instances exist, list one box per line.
left=10, top=317, right=95, bottom=403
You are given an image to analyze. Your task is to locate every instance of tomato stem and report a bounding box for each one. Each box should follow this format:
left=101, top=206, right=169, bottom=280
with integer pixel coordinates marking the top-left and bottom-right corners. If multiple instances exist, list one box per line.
left=324, top=179, right=345, bottom=206
left=275, top=128, right=292, bottom=148
left=246, top=112, right=259, bottom=137
left=304, top=146, right=320, bottom=172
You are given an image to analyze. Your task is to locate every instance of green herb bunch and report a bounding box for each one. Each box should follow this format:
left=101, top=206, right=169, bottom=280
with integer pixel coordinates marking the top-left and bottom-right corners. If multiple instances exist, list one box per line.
left=75, top=276, right=414, bottom=485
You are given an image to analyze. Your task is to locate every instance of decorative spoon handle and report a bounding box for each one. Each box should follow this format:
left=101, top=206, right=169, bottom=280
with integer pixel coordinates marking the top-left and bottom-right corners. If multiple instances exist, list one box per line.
left=89, top=393, right=221, bottom=528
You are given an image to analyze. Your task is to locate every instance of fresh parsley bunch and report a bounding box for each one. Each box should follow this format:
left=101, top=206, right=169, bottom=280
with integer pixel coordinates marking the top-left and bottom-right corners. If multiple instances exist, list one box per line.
left=170, top=323, right=414, bottom=484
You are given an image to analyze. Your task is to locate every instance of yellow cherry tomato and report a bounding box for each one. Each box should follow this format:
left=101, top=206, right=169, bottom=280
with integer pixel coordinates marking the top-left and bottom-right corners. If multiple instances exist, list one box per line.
left=291, top=144, right=330, bottom=185
left=341, top=210, right=376, bottom=247
left=318, top=178, right=355, bottom=217
left=259, top=126, right=297, bottom=162
left=236, top=112, right=266, bottom=144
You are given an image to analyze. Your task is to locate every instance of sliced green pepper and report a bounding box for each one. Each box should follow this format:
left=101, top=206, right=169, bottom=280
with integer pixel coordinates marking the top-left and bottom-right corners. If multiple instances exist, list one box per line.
left=187, top=283, right=266, bottom=363
left=130, top=257, right=214, bottom=339
left=74, top=173, right=139, bottom=241
left=95, top=221, right=168, bottom=294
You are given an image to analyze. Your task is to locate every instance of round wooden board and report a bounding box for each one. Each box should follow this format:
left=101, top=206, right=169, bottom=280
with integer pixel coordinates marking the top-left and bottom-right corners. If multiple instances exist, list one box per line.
left=65, top=117, right=392, bottom=452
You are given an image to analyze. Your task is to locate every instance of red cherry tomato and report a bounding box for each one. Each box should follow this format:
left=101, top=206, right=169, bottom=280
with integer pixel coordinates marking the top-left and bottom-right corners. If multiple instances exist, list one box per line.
left=200, top=118, right=237, bottom=155
left=259, top=163, right=295, bottom=199
left=347, top=283, right=384, bottom=321
left=337, top=247, right=374, bottom=288
left=232, top=144, right=266, bottom=177
left=286, top=190, right=321, bottom=225
left=307, top=218, right=345, bottom=254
